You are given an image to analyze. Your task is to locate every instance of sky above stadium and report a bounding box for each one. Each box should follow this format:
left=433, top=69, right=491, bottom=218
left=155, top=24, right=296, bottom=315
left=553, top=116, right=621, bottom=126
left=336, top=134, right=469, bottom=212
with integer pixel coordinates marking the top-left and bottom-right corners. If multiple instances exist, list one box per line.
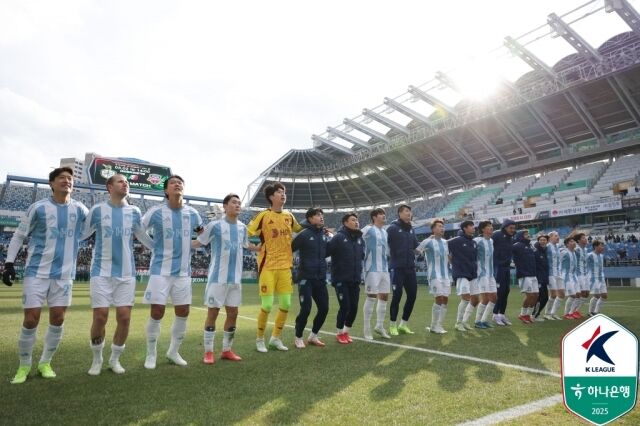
left=1, top=0, right=637, bottom=203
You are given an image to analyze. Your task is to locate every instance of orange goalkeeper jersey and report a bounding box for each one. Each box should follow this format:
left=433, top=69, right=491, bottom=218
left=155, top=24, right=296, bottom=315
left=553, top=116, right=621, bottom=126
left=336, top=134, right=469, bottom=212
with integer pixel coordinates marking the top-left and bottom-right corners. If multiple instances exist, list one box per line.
left=247, top=209, right=303, bottom=271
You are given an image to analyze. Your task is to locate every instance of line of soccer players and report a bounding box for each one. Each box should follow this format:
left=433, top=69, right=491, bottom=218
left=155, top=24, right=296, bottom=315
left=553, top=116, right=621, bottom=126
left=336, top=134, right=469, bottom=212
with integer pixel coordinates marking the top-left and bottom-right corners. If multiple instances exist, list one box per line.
left=1, top=171, right=608, bottom=384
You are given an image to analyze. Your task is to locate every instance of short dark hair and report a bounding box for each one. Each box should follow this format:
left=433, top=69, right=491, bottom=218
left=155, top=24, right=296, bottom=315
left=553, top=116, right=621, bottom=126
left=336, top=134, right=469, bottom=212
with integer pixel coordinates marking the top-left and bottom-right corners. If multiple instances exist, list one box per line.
left=573, top=233, right=586, bottom=242
left=592, top=240, right=602, bottom=248
left=342, top=212, right=357, bottom=224
left=460, top=220, right=474, bottom=230
left=163, top=175, right=184, bottom=199
left=430, top=219, right=444, bottom=230
left=306, top=207, right=323, bottom=219
left=564, top=236, right=575, bottom=245
left=537, top=234, right=548, bottom=242
left=223, top=193, right=240, bottom=205
left=49, top=167, right=73, bottom=182
left=478, top=220, right=492, bottom=231
left=264, top=182, right=285, bottom=205
left=370, top=208, right=385, bottom=221
left=397, top=204, right=411, bottom=215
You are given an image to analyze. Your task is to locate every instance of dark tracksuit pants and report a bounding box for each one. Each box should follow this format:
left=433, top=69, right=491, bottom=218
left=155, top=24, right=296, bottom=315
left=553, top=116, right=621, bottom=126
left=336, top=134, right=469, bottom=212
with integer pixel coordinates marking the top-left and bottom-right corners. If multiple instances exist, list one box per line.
left=493, top=266, right=511, bottom=315
left=334, top=281, right=360, bottom=329
left=295, top=279, right=329, bottom=338
left=389, top=267, right=417, bottom=322
left=533, top=282, right=549, bottom=318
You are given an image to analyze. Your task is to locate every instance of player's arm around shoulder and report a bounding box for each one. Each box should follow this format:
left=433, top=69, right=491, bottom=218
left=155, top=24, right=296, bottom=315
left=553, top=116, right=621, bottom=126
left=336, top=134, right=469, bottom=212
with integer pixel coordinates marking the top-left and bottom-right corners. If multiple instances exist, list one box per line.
left=247, top=210, right=267, bottom=237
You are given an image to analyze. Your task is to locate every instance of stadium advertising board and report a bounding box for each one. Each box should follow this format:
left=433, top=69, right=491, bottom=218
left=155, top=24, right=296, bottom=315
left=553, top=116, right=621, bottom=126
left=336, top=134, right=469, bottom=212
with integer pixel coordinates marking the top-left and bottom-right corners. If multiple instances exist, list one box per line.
left=550, top=200, right=623, bottom=218
left=87, top=157, right=171, bottom=191
left=498, top=213, right=537, bottom=223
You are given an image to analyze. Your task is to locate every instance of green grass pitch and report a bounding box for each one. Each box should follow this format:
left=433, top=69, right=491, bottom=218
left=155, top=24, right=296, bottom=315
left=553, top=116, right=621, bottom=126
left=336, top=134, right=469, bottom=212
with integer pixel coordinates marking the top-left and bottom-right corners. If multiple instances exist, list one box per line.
left=2, top=282, right=639, bottom=425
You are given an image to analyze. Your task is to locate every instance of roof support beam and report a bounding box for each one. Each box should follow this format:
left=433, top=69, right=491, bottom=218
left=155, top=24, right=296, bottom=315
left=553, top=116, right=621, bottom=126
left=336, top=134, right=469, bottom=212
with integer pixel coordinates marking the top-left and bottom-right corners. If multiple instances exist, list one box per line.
left=441, top=134, right=481, bottom=175
left=307, top=178, right=314, bottom=207
left=408, top=85, right=456, bottom=116
left=343, top=118, right=391, bottom=143
left=332, top=173, right=359, bottom=207
left=427, top=149, right=466, bottom=186
left=378, top=156, right=425, bottom=195
left=311, top=134, right=353, bottom=155
left=503, top=36, right=556, bottom=77
left=362, top=108, right=410, bottom=135
left=564, top=92, right=606, bottom=141
left=326, top=127, right=370, bottom=149
left=435, top=71, right=461, bottom=93
left=468, top=127, right=507, bottom=166
left=369, top=164, right=410, bottom=199
left=605, top=0, right=640, bottom=37
left=608, top=76, right=640, bottom=127
left=384, top=97, right=432, bottom=124
left=547, top=13, right=602, bottom=63
left=320, top=177, right=337, bottom=209
left=528, top=104, right=568, bottom=149
left=352, top=170, right=391, bottom=204
left=397, top=149, right=446, bottom=193
left=494, top=116, right=536, bottom=158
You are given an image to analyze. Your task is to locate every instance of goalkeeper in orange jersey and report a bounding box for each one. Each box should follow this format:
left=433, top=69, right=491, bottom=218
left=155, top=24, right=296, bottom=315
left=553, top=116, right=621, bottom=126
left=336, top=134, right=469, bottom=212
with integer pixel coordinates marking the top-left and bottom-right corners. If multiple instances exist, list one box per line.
left=247, top=182, right=302, bottom=352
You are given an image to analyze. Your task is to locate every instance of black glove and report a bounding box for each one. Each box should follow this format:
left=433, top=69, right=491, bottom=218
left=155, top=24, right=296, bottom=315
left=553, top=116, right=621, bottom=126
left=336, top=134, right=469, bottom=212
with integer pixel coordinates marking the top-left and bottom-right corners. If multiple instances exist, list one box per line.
left=2, top=262, right=16, bottom=286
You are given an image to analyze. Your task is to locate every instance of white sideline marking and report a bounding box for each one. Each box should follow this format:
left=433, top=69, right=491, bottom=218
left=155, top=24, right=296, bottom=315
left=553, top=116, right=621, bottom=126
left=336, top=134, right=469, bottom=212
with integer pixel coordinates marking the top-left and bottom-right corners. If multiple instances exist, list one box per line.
left=605, top=299, right=640, bottom=305
left=191, top=307, right=560, bottom=378
left=457, top=394, right=562, bottom=426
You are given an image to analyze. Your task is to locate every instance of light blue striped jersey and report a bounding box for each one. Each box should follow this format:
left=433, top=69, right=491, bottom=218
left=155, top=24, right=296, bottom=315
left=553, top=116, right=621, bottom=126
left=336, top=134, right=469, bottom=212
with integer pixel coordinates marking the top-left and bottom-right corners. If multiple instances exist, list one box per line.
left=361, top=225, right=388, bottom=273
left=82, top=202, right=153, bottom=278
left=575, top=245, right=587, bottom=276
left=197, top=218, right=248, bottom=284
left=142, top=203, right=203, bottom=277
left=586, top=252, right=604, bottom=285
left=418, top=237, right=449, bottom=280
left=6, top=197, right=88, bottom=279
left=547, top=242, right=562, bottom=277
left=560, top=248, right=577, bottom=284
left=474, top=236, right=494, bottom=279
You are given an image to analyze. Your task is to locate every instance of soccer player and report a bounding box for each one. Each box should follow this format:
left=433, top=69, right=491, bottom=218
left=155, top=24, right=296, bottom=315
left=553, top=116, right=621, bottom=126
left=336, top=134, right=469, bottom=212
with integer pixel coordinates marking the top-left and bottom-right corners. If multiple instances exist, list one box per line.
left=473, top=221, right=498, bottom=329
left=387, top=204, right=419, bottom=336
left=512, top=230, right=538, bottom=324
left=361, top=208, right=391, bottom=340
left=292, top=207, right=330, bottom=349
left=247, top=182, right=303, bottom=352
left=193, top=194, right=259, bottom=363
left=492, top=219, right=515, bottom=326
left=327, top=213, right=364, bottom=344
left=532, top=234, right=549, bottom=321
left=571, top=233, right=589, bottom=318
left=142, top=175, right=203, bottom=369
left=448, top=221, right=478, bottom=332
left=82, top=174, right=153, bottom=375
left=418, top=219, right=450, bottom=334
left=561, top=236, right=579, bottom=320
left=2, top=167, right=88, bottom=384
left=544, top=231, right=564, bottom=320
left=587, top=240, right=607, bottom=315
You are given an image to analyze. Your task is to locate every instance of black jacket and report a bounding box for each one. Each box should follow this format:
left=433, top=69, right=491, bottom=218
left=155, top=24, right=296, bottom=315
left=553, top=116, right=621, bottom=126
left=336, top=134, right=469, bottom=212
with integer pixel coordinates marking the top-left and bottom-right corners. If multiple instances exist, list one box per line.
left=292, top=221, right=328, bottom=281
left=534, top=241, right=549, bottom=286
left=387, top=219, right=419, bottom=269
left=492, top=219, right=515, bottom=268
left=448, top=231, right=478, bottom=280
left=512, top=230, right=536, bottom=278
left=327, top=226, right=364, bottom=284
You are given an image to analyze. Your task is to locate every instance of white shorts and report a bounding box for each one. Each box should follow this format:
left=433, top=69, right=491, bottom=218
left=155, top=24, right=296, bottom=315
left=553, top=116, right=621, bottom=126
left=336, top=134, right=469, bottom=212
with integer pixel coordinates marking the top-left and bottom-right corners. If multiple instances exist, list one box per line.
left=564, top=278, right=578, bottom=296
left=364, top=271, right=391, bottom=294
left=456, top=278, right=480, bottom=296
left=429, top=278, right=451, bottom=297
left=22, top=277, right=73, bottom=309
left=143, top=276, right=192, bottom=306
left=518, top=277, right=539, bottom=293
left=577, top=276, right=589, bottom=292
left=590, top=280, right=607, bottom=295
left=548, top=276, right=564, bottom=291
left=475, top=277, right=497, bottom=294
left=90, top=276, right=136, bottom=308
left=204, top=283, right=242, bottom=308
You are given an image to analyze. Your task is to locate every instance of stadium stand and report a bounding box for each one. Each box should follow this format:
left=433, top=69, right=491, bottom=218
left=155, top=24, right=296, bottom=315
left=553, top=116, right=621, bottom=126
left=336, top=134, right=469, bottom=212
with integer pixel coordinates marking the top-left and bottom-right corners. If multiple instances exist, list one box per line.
left=0, top=183, right=34, bottom=211
left=436, top=188, right=483, bottom=219
left=523, top=168, right=569, bottom=198
left=590, top=154, right=640, bottom=199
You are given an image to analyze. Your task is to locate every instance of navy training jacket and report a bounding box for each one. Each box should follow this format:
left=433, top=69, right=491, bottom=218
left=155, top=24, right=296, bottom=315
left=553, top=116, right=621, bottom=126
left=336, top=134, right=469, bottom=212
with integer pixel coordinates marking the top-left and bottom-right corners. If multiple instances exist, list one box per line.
left=512, top=230, right=536, bottom=278
left=327, top=226, right=364, bottom=283
left=448, top=231, right=478, bottom=281
left=492, top=219, right=515, bottom=268
left=387, top=219, right=419, bottom=269
left=292, top=221, right=328, bottom=281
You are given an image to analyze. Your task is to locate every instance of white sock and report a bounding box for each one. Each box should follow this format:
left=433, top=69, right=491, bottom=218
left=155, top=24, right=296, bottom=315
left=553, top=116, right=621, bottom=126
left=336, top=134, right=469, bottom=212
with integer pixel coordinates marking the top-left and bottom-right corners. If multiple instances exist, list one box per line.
left=40, top=325, right=63, bottom=363
left=589, top=297, right=597, bottom=313
left=520, top=306, right=527, bottom=316
left=551, top=298, right=563, bottom=315
left=481, top=302, right=495, bottom=323
left=168, top=316, right=188, bottom=356
left=456, top=300, right=469, bottom=323
left=336, top=328, right=343, bottom=335
left=462, top=303, right=475, bottom=324
left=222, top=329, right=235, bottom=352
left=437, top=305, right=448, bottom=328
left=375, top=300, right=387, bottom=328
left=572, top=297, right=582, bottom=313
left=526, top=307, right=533, bottom=315
left=204, top=330, right=215, bottom=352
left=18, top=327, right=37, bottom=367
left=110, top=344, right=125, bottom=363
left=342, top=326, right=351, bottom=334
left=595, top=298, right=604, bottom=313
left=146, top=318, right=161, bottom=356
left=399, top=320, right=408, bottom=327
left=308, top=332, right=317, bottom=340
left=565, top=297, right=575, bottom=314
left=91, top=341, right=105, bottom=364
left=475, top=303, right=486, bottom=323
left=431, top=304, right=439, bottom=329
left=546, top=297, right=556, bottom=315
left=363, top=297, right=375, bottom=331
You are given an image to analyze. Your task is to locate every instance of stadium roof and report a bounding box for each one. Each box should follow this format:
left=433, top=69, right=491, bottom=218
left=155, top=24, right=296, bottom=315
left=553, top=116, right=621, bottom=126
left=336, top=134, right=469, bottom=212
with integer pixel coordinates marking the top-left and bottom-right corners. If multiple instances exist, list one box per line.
left=247, top=0, right=640, bottom=209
